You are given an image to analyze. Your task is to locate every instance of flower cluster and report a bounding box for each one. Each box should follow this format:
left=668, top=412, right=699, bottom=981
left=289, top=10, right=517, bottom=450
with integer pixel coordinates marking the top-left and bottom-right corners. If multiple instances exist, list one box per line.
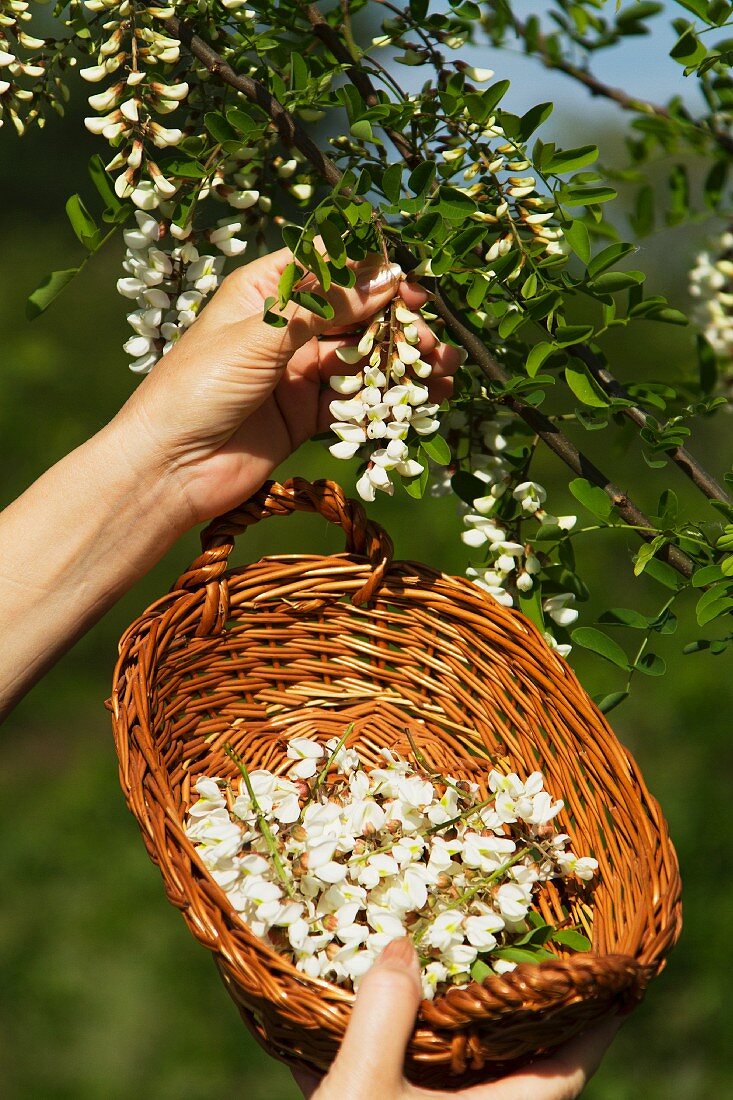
left=186, top=737, right=597, bottom=1000
left=0, top=0, right=47, bottom=134
left=328, top=296, right=442, bottom=501
left=117, top=211, right=247, bottom=372
left=80, top=1, right=191, bottom=210
left=689, top=229, right=733, bottom=391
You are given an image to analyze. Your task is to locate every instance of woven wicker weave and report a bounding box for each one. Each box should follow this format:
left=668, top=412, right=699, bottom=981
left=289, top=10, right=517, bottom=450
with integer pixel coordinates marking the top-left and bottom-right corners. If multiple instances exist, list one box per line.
left=109, top=476, right=682, bottom=1089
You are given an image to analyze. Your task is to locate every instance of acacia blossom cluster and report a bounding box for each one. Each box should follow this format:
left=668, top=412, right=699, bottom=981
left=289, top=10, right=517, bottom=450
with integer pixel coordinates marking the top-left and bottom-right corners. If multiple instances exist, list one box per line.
left=328, top=296, right=442, bottom=501
left=186, top=738, right=597, bottom=1000
left=689, top=229, right=733, bottom=389
left=441, top=413, right=576, bottom=654
left=116, top=210, right=246, bottom=372
left=0, top=0, right=46, bottom=133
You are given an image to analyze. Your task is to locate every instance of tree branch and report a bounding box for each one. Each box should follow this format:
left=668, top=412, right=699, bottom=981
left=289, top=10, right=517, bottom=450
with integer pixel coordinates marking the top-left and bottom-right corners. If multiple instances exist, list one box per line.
left=165, top=13, right=696, bottom=580
left=498, top=9, right=733, bottom=157
left=572, top=345, right=733, bottom=505
left=303, top=3, right=420, bottom=168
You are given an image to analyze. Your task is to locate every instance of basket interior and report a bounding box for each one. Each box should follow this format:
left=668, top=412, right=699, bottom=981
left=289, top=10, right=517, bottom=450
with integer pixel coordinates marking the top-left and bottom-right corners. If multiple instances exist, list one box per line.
left=142, top=557, right=672, bottom=969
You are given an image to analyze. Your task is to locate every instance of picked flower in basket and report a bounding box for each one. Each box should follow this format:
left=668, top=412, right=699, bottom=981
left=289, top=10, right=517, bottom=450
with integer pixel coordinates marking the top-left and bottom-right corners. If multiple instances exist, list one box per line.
left=109, top=477, right=682, bottom=1090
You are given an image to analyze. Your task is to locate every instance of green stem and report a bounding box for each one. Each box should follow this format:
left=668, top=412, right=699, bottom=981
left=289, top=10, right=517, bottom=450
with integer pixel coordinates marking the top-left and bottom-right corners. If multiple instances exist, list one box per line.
left=224, top=743, right=297, bottom=900
left=302, top=722, right=355, bottom=812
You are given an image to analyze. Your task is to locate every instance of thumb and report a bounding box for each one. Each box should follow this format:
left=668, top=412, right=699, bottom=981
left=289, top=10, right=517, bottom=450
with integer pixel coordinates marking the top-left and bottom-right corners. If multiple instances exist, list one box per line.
left=326, top=938, right=422, bottom=1100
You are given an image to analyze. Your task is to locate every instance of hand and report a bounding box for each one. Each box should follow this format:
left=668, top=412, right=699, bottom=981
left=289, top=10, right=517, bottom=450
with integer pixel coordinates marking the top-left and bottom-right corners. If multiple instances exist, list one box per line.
left=293, top=939, right=620, bottom=1100
left=112, top=248, right=461, bottom=530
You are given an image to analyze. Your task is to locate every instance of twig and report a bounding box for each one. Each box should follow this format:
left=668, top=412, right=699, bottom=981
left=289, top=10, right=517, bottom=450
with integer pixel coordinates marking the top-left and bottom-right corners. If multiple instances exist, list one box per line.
left=489, top=3, right=733, bottom=157
left=572, top=344, right=733, bottom=505
left=224, top=743, right=297, bottom=899
left=303, top=3, right=420, bottom=168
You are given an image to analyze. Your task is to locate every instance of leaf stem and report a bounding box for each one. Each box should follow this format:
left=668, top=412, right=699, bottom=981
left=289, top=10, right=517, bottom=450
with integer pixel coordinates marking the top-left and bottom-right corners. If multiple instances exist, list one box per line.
left=224, top=743, right=297, bottom=899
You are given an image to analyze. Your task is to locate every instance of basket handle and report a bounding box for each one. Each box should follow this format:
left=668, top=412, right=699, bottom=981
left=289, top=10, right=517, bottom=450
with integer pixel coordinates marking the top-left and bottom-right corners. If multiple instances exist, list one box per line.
left=175, top=477, right=394, bottom=631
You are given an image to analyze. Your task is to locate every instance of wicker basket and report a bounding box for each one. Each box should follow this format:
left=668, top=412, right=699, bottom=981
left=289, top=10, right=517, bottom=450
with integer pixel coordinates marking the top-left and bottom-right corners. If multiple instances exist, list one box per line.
left=109, top=477, right=682, bottom=1089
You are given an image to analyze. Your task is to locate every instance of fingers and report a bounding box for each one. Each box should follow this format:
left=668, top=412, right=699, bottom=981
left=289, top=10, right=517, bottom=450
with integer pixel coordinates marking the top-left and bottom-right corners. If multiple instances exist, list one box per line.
left=324, top=939, right=422, bottom=1100
left=463, top=1017, right=622, bottom=1100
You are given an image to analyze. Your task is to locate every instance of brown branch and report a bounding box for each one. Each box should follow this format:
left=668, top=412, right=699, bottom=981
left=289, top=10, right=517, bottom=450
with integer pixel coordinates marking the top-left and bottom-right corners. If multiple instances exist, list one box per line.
left=572, top=345, right=732, bottom=505
left=165, top=13, right=696, bottom=580
left=165, top=14, right=342, bottom=189
left=503, top=10, right=733, bottom=157
left=303, top=3, right=420, bottom=168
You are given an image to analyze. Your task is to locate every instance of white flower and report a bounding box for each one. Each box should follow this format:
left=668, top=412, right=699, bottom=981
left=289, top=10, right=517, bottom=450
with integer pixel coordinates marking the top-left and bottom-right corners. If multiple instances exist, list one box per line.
left=543, top=592, right=578, bottom=628
left=557, top=852, right=598, bottom=881
left=465, top=913, right=505, bottom=948
left=495, top=882, right=532, bottom=923
left=423, top=910, right=465, bottom=952
left=287, top=736, right=325, bottom=779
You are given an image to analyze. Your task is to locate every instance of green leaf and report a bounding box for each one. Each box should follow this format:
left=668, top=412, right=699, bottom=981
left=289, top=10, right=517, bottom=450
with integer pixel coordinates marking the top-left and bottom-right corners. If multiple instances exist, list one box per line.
left=703, top=160, right=728, bottom=210
left=403, top=451, right=430, bottom=498
left=643, top=556, right=686, bottom=591
left=692, top=563, right=724, bottom=588
left=666, top=164, right=689, bottom=226
left=554, top=324, right=594, bottom=347
left=205, top=110, right=238, bottom=144
left=519, top=101, right=553, bottom=140
left=673, top=0, right=713, bottom=21
left=546, top=145, right=599, bottom=175
left=670, top=27, right=707, bottom=67
left=596, top=691, right=629, bottom=714
left=551, top=928, right=592, bottom=952
left=277, top=261, right=300, bottom=308
left=408, top=160, right=436, bottom=198
left=569, top=477, right=613, bottom=520
left=519, top=586, right=545, bottom=630
left=697, top=334, right=718, bottom=394
left=88, top=154, right=124, bottom=220
left=26, top=268, right=80, bottom=320
left=571, top=627, right=630, bottom=669
left=588, top=271, right=645, bottom=294
left=561, top=186, right=617, bottom=207
left=165, top=158, right=209, bottom=179
left=643, top=306, right=688, bottom=326
left=598, top=607, right=651, bottom=629
left=436, top=185, right=477, bottom=221
left=292, top=290, right=334, bottom=321
left=420, top=433, right=452, bottom=465
left=226, top=107, right=260, bottom=136
left=633, top=538, right=667, bottom=577
left=587, top=242, right=636, bottom=279
left=631, top=184, right=655, bottom=236
left=526, top=341, right=554, bottom=378
left=492, top=946, right=556, bottom=964
left=564, top=220, right=591, bottom=263
left=66, top=194, right=102, bottom=251
left=262, top=295, right=288, bottom=328
left=382, top=162, right=402, bottom=204
left=635, top=652, right=666, bottom=676
left=565, top=361, right=610, bottom=407
left=697, top=595, right=733, bottom=627
left=319, top=219, right=347, bottom=267
left=470, top=959, right=492, bottom=983
left=451, top=470, right=486, bottom=505
left=350, top=119, right=375, bottom=142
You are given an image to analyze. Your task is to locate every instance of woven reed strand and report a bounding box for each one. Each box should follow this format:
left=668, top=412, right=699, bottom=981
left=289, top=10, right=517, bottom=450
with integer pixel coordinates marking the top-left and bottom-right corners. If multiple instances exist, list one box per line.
left=109, top=478, right=682, bottom=1089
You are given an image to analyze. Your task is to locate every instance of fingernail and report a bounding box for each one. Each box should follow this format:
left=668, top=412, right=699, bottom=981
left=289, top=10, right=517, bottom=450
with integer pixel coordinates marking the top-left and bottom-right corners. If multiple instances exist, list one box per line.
left=456, top=347, right=468, bottom=364
left=357, top=261, right=403, bottom=293
left=376, top=937, right=417, bottom=969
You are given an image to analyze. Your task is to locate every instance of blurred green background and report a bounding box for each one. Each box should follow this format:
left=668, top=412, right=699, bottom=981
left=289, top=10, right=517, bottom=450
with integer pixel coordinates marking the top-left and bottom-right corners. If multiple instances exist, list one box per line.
left=1, top=24, right=732, bottom=1099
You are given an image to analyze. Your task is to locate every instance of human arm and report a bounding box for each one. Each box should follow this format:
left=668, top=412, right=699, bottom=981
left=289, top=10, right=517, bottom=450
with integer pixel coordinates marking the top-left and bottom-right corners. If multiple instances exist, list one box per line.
left=0, top=250, right=459, bottom=720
